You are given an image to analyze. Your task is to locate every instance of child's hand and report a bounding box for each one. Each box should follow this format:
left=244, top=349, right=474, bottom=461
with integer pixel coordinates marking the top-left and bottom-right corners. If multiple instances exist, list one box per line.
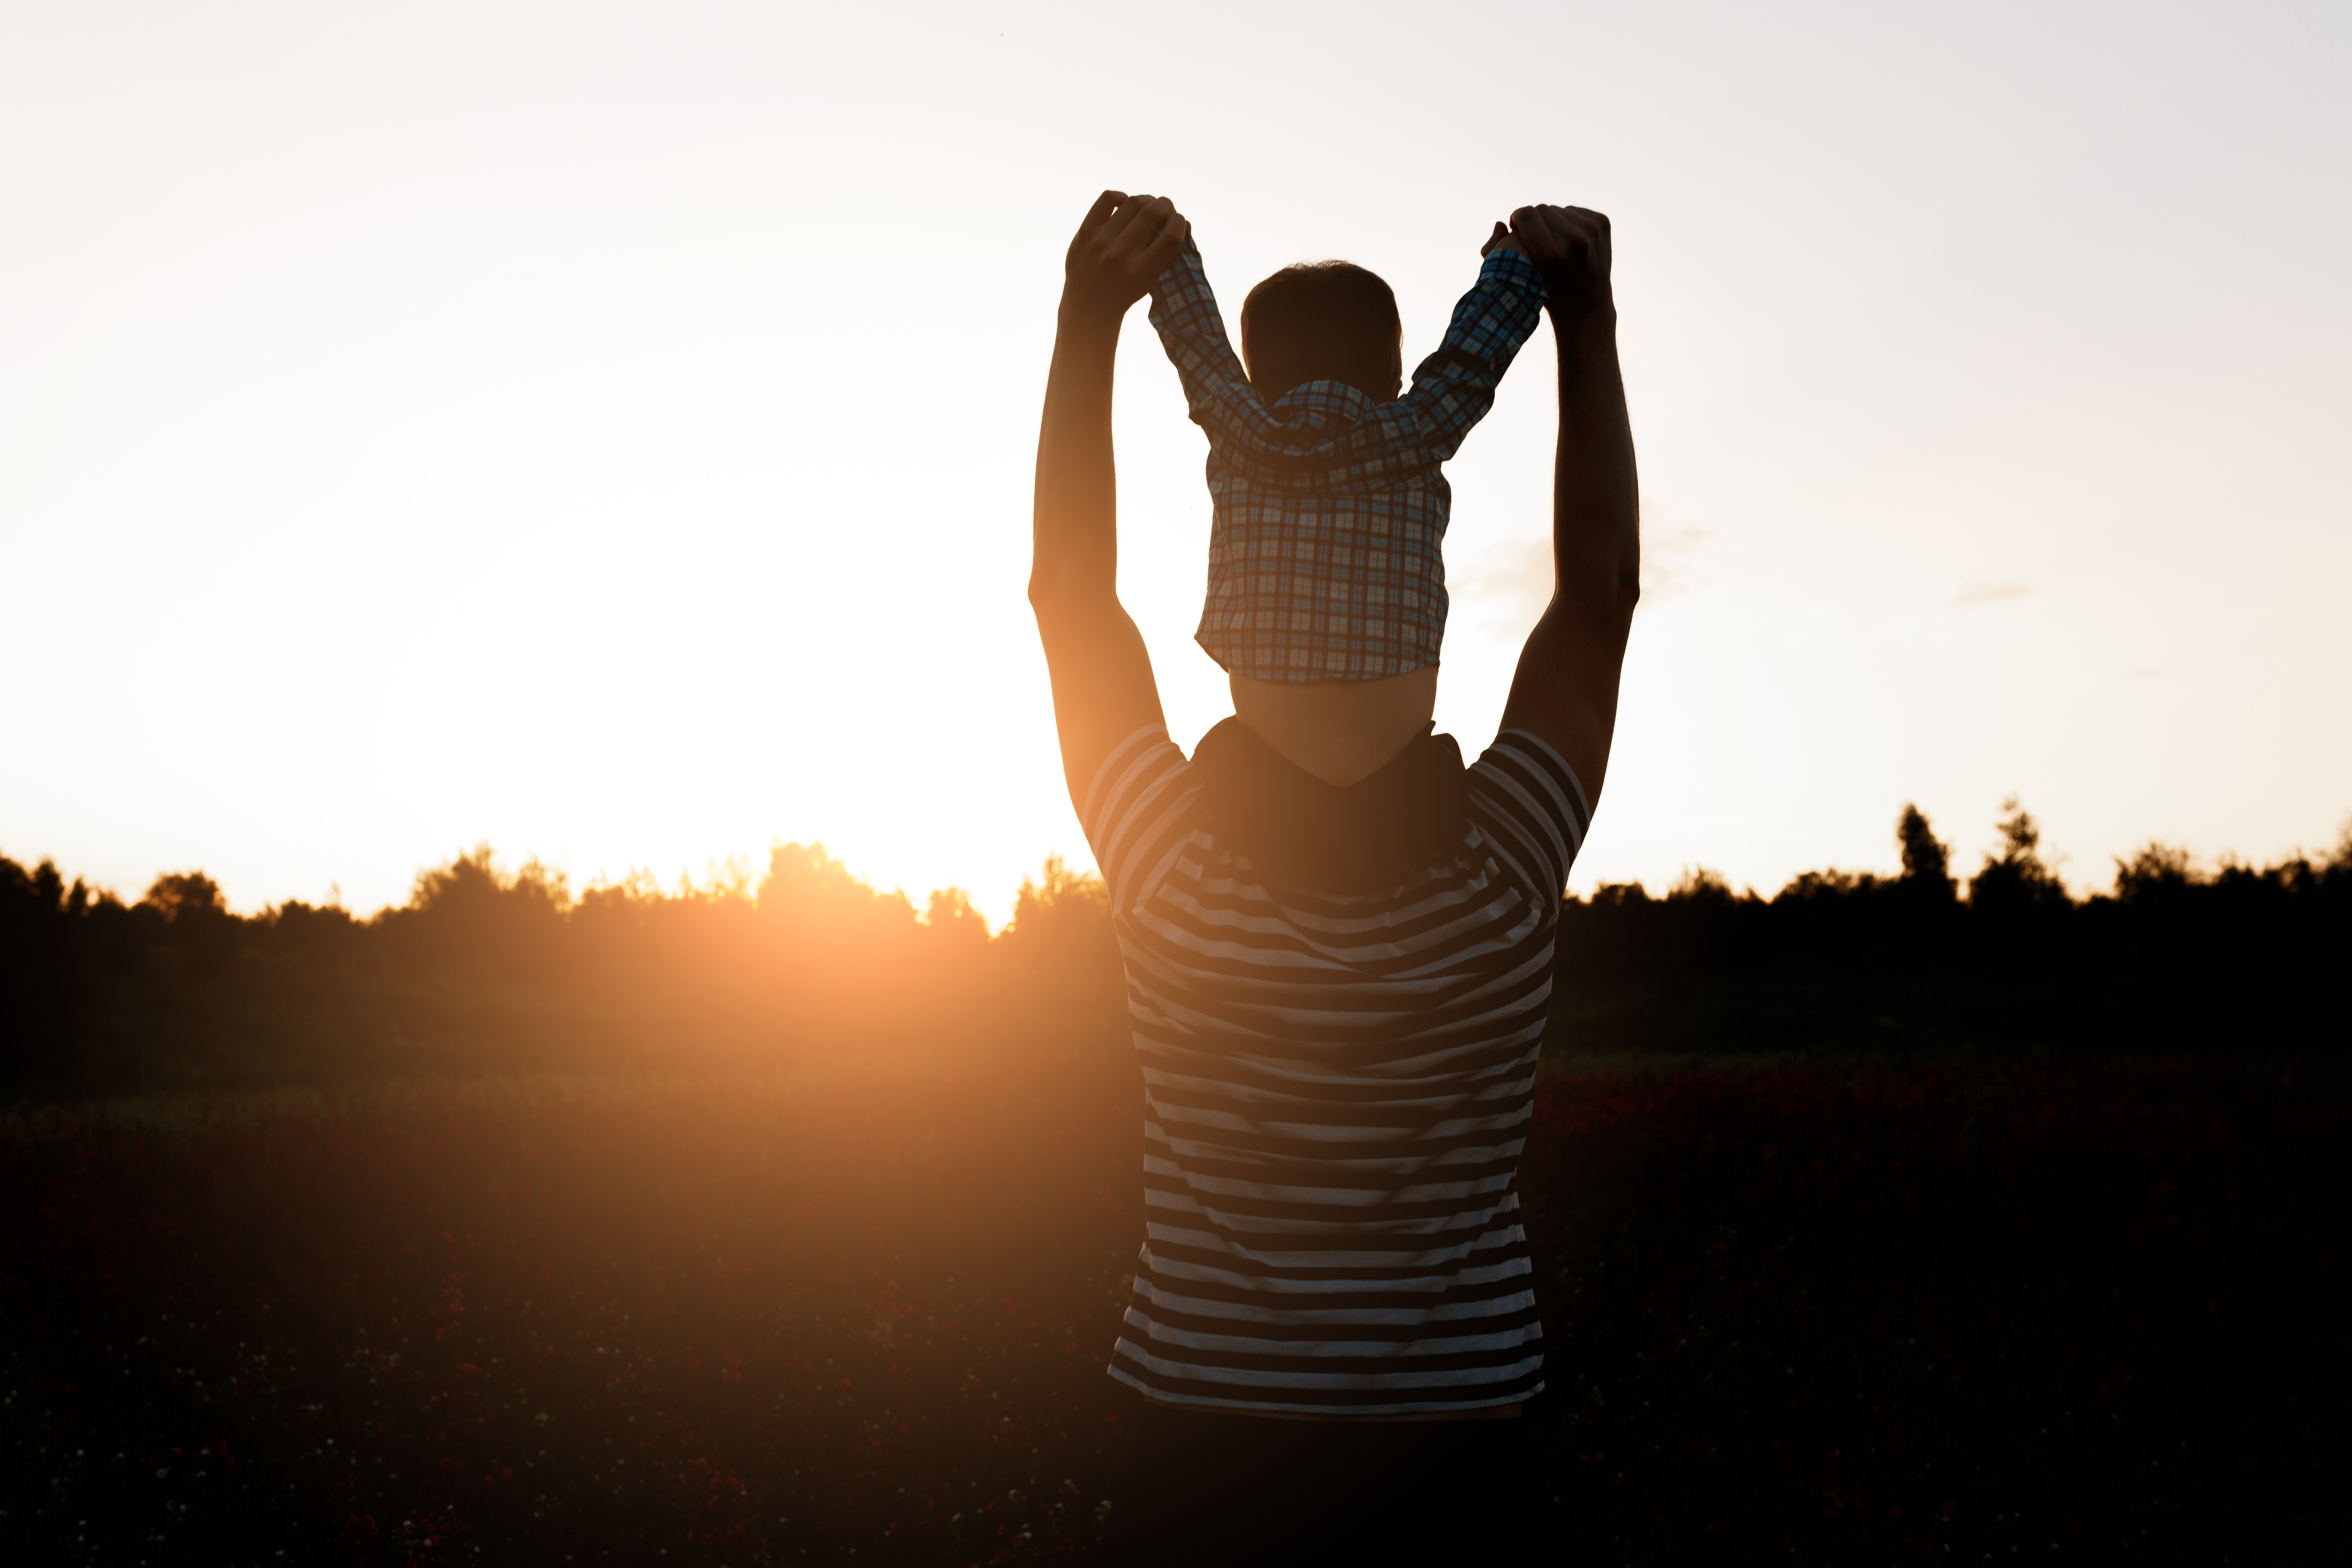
left=1503, top=205, right=1613, bottom=321
left=1480, top=220, right=1528, bottom=260
left=1062, top=192, right=1190, bottom=323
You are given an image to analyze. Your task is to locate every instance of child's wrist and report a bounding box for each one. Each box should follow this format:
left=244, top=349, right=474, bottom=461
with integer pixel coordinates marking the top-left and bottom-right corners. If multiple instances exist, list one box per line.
left=1483, top=247, right=1540, bottom=282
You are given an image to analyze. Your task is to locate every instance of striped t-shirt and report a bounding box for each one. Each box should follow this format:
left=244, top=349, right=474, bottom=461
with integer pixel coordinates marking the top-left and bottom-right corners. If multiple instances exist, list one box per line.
left=1082, top=724, right=1590, bottom=1417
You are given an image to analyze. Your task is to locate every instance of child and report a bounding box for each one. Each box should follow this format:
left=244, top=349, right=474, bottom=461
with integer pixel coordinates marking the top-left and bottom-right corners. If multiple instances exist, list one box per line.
left=1147, top=224, right=1548, bottom=777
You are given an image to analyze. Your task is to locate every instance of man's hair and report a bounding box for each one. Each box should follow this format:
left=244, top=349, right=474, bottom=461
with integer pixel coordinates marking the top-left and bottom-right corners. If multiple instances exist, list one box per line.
left=1238, top=262, right=1402, bottom=403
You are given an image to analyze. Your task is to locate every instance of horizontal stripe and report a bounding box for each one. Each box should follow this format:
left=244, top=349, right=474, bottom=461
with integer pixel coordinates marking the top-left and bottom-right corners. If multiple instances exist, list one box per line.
left=1113, top=1339, right=1548, bottom=1390
left=1106, top=1363, right=1544, bottom=1419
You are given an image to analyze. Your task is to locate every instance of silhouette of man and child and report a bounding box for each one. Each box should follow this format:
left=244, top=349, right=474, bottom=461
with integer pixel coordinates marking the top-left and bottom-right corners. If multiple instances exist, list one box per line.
left=1029, top=192, right=1638, bottom=1559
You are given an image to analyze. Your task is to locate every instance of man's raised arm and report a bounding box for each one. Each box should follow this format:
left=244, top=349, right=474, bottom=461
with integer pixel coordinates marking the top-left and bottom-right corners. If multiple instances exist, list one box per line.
left=1029, top=192, right=1189, bottom=814
left=1495, top=205, right=1641, bottom=806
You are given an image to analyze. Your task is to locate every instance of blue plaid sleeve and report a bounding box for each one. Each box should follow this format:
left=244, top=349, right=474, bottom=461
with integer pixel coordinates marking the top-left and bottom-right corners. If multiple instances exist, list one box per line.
left=1391, top=247, right=1548, bottom=463
left=1146, top=237, right=1272, bottom=455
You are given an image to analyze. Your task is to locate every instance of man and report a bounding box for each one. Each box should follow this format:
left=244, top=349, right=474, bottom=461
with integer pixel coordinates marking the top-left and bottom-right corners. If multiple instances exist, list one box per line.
left=1029, top=192, right=1639, bottom=1560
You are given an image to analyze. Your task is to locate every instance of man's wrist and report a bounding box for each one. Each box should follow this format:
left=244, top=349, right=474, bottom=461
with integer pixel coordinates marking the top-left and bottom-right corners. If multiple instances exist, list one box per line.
left=1549, top=300, right=1618, bottom=354
left=1057, top=290, right=1130, bottom=336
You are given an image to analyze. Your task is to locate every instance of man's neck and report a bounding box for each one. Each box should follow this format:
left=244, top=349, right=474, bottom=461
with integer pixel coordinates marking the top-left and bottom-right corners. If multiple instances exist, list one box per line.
left=1227, top=666, right=1439, bottom=788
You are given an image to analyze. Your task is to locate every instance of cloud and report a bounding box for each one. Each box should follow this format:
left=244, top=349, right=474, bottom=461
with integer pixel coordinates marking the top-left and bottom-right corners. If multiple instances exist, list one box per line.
left=1455, top=537, right=1555, bottom=634
left=1951, top=580, right=2031, bottom=607
left=1454, top=518, right=1712, bottom=639
left=1641, top=525, right=1711, bottom=601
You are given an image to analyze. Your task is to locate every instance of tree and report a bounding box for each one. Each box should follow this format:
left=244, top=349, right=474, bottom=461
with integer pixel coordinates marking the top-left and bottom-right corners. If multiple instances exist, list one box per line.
left=1003, top=855, right=1118, bottom=998
left=2113, top=843, right=2196, bottom=904
left=143, top=871, right=225, bottom=921
left=1895, top=804, right=1956, bottom=902
left=1, top=856, right=82, bottom=1083
left=756, top=841, right=918, bottom=951
left=921, top=887, right=991, bottom=955
left=1666, top=866, right=1738, bottom=905
left=390, top=845, right=571, bottom=974
left=1968, top=796, right=2068, bottom=915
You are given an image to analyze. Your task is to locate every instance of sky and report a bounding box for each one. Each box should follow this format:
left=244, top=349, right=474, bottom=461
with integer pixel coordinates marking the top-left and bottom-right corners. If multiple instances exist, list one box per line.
left=3, top=0, right=2348, bottom=923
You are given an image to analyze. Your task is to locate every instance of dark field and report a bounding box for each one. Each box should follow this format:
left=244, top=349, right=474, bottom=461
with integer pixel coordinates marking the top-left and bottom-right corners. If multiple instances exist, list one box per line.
left=6, top=1050, right=2346, bottom=1565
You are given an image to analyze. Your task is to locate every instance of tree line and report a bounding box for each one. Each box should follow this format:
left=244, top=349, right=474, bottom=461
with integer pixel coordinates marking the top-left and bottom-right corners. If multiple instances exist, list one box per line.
left=4, top=799, right=2346, bottom=1092
left=0, top=841, right=1121, bottom=1091
left=1563, top=799, right=2350, bottom=978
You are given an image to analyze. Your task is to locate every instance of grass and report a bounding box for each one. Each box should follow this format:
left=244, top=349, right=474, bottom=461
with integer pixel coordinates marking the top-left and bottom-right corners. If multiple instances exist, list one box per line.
left=4, top=1046, right=2346, bottom=1564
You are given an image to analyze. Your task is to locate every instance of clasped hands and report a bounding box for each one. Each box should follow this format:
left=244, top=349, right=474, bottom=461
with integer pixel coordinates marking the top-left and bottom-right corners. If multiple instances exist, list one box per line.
left=1061, top=191, right=1612, bottom=323
left=1483, top=204, right=1614, bottom=321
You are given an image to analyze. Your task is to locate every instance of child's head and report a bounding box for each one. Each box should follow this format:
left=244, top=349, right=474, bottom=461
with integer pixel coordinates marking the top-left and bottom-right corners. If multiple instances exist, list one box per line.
left=1240, top=263, right=1403, bottom=405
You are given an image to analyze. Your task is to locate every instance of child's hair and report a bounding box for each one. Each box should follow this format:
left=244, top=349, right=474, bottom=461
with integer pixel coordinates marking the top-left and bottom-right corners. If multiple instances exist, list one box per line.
left=1239, top=262, right=1402, bottom=403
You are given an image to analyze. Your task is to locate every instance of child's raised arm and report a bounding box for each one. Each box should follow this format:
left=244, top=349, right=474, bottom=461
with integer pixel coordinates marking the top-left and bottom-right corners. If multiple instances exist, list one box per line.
left=1146, top=236, right=1268, bottom=454
left=1389, top=233, right=1549, bottom=463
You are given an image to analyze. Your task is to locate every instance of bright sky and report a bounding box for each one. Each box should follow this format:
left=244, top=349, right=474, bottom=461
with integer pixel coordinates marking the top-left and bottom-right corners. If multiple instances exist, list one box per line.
left=4, top=1, right=2348, bottom=922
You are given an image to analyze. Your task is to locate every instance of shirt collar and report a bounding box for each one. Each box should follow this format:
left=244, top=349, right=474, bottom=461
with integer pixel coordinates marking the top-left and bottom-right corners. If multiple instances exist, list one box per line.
left=1267, top=379, right=1380, bottom=433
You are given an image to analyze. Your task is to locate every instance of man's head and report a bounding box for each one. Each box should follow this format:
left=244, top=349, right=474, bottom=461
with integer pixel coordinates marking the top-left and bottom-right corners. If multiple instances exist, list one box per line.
left=1239, top=262, right=1403, bottom=404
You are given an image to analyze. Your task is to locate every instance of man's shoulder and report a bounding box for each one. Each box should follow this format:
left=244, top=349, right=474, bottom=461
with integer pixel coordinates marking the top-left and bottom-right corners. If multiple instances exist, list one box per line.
left=1081, top=726, right=1201, bottom=873
left=1471, top=729, right=1589, bottom=821
left=1466, top=730, right=1591, bottom=900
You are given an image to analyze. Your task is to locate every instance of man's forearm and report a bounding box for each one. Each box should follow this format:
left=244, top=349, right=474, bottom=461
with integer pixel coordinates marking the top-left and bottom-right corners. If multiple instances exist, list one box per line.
left=1030, top=303, right=1124, bottom=612
left=1550, top=308, right=1639, bottom=624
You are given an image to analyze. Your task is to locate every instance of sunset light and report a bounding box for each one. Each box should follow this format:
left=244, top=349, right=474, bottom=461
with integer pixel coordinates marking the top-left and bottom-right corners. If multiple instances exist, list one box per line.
left=6, top=4, right=2345, bottom=918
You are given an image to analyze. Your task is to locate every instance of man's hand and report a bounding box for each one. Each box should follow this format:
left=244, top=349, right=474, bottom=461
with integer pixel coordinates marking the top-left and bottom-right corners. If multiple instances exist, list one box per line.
left=1062, top=191, right=1189, bottom=323
left=1494, top=205, right=1613, bottom=323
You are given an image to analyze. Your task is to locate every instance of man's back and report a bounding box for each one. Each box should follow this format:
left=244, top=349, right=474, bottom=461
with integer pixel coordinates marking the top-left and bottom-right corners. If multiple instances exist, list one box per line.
left=1082, top=722, right=1590, bottom=1417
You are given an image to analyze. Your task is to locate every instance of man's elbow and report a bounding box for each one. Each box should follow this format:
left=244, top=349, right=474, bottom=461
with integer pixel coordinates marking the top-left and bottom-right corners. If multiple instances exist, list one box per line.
left=1027, top=568, right=1114, bottom=632
left=1028, top=554, right=1077, bottom=611
left=1555, top=559, right=1640, bottom=631
left=1027, top=574, right=1071, bottom=638
left=1616, top=559, right=1642, bottom=619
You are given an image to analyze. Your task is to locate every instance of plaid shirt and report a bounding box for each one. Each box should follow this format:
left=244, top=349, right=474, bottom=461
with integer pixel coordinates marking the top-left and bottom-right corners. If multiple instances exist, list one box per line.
left=1148, top=236, right=1547, bottom=682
